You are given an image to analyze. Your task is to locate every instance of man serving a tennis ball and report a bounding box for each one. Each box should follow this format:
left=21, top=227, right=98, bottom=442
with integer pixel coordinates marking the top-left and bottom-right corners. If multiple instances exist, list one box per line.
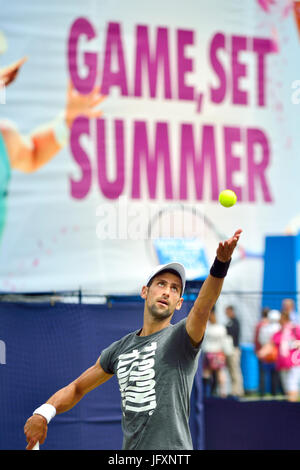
left=24, top=229, right=242, bottom=451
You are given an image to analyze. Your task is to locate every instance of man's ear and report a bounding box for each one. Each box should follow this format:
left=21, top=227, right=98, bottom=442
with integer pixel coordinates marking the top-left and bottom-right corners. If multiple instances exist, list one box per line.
left=141, top=285, right=148, bottom=300
left=175, top=297, right=184, bottom=311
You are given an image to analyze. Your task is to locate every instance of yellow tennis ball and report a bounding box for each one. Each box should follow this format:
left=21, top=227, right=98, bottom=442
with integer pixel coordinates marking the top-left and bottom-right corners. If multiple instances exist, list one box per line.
left=219, top=189, right=237, bottom=207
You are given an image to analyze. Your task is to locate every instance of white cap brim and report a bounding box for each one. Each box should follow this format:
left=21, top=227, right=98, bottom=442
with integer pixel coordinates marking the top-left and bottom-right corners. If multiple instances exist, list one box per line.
left=145, top=262, right=186, bottom=295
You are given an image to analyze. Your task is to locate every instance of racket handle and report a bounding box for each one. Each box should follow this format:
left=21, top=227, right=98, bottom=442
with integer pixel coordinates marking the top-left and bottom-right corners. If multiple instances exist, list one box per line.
left=32, top=441, right=40, bottom=450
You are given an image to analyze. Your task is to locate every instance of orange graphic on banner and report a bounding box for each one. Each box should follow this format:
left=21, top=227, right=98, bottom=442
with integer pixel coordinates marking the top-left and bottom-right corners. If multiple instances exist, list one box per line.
left=293, top=1, right=300, bottom=39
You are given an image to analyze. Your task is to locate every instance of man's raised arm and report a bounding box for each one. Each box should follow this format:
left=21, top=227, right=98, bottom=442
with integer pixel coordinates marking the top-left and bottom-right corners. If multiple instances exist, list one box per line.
left=24, top=357, right=113, bottom=450
left=186, top=229, right=242, bottom=347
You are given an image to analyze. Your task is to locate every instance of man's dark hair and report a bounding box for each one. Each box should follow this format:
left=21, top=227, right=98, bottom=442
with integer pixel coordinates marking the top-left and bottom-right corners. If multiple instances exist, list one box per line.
left=147, top=269, right=183, bottom=296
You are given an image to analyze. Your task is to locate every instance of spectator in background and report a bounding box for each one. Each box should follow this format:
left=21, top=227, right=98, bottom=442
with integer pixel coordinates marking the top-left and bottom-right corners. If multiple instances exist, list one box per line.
left=272, top=311, right=300, bottom=401
left=254, top=307, right=270, bottom=353
left=259, top=311, right=300, bottom=401
left=202, top=308, right=229, bottom=398
left=281, top=298, right=298, bottom=324
left=224, top=306, right=244, bottom=397
left=256, top=310, right=282, bottom=397
left=254, top=307, right=270, bottom=396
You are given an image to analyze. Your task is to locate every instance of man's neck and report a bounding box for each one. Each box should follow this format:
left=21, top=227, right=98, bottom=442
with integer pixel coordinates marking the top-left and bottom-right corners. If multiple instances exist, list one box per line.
left=139, top=317, right=171, bottom=337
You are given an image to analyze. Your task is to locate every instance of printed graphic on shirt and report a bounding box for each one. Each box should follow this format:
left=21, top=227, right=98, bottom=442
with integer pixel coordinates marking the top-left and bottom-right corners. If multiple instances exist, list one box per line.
left=116, top=342, right=157, bottom=414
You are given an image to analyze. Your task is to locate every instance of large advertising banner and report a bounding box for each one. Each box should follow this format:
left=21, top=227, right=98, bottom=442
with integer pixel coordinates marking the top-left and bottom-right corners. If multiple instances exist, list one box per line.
left=1, top=0, right=300, bottom=296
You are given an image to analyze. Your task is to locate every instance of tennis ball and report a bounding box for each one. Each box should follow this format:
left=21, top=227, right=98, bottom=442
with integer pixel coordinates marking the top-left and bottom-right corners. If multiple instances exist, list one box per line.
left=219, top=189, right=237, bottom=208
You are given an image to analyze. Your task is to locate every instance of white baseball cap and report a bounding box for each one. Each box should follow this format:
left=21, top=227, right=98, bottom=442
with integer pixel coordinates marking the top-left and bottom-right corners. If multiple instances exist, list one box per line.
left=145, top=262, right=186, bottom=295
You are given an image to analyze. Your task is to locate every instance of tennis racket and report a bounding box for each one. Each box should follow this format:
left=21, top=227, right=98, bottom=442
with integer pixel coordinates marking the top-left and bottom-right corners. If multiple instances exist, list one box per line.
left=32, top=441, right=40, bottom=450
left=145, top=203, right=261, bottom=266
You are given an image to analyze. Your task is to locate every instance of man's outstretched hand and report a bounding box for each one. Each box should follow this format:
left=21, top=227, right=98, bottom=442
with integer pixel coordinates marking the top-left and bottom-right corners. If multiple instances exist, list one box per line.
left=216, top=229, right=242, bottom=263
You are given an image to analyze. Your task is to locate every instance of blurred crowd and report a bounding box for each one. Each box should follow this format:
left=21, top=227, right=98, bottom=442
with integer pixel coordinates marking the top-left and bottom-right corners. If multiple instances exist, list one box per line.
left=254, top=299, right=300, bottom=402
left=201, top=299, right=300, bottom=402
left=202, top=304, right=244, bottom=399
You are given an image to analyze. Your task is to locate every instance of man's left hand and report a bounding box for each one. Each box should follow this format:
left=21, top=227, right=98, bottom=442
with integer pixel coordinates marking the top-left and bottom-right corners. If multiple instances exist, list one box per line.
left=216, top=229, right=242, bottom=263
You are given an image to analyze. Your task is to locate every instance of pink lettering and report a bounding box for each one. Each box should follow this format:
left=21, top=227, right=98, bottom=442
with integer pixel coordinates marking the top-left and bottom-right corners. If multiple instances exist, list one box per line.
left=68, top=18, right=97, bottom=94
left=232, top=35, right=248, bottom=105
left=70, top=117, right=92, bottom=199
left=131, top=121, right=173, bottom=199
left=101, top=22, right=128, bottom=96
left=97, top=119, right=125, bottom=199
left=177, top=29, right=194, bottom=101
left=134, top=25, right=171, bottom=98
left=209, top=32, right=227, bottom=104
left=179, top=124, right=219, bottom=200
left=224, top=127, right=243, bottom=200
left=252, top=38, right=273, bottom=107
left=247, top=128, right=272, bottom=202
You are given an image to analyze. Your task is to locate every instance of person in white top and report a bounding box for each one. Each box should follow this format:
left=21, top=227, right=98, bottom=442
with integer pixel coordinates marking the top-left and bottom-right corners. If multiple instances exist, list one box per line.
left=202, top=309, right=232, bottom=397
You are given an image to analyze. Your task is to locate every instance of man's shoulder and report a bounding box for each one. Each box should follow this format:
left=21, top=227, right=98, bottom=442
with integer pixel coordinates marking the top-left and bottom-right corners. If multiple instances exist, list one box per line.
left=102, top=329, right=138, bottom=354
left=169, top=317, right=187, bottom=332
left=114, top=329, right=140, bottom=346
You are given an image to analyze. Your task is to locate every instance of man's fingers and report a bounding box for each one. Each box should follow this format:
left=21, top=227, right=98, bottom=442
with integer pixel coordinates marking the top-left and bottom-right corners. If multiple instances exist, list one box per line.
left=26, top=438, right=38, bottom=450
left=234, top=228, right=242, bottom=238
left=228, top=229, right=242, bottom=246
left=39, top=428, right=47, bottom=444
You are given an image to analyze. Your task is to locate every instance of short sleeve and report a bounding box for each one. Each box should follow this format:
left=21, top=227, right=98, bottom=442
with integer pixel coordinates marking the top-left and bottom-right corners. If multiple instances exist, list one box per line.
left=99, top=340, right=120, bottom=375
left=173, top=318, right=202, bottom=359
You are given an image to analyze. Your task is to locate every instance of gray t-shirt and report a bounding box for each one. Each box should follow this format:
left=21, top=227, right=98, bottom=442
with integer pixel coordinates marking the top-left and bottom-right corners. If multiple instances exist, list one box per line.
left=100, top=318, right=201, bottom=450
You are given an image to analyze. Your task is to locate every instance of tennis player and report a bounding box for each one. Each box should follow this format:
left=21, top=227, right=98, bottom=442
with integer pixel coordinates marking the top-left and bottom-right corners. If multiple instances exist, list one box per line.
left=24, top=229, right=242, bottom=450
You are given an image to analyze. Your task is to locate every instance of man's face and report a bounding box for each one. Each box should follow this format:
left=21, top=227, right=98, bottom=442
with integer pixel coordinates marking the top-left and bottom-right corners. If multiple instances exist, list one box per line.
left=142, top=272, right=183, bottom=321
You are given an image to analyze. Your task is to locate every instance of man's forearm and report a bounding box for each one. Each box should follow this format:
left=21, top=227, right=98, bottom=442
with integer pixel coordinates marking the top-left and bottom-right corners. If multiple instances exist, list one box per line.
left=44, top=360, right=112, bottom=414
left=46, top=382, right=83, bottom=415
left=186, top=274, right=225, bottom=346
left=194, top=274, right=224, bottom=316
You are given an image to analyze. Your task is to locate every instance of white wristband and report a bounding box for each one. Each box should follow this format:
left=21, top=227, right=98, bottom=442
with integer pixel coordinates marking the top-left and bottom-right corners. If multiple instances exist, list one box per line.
left=33, top=404, right=56, bottom=424
left=53, top=111, right=70, bottom=147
